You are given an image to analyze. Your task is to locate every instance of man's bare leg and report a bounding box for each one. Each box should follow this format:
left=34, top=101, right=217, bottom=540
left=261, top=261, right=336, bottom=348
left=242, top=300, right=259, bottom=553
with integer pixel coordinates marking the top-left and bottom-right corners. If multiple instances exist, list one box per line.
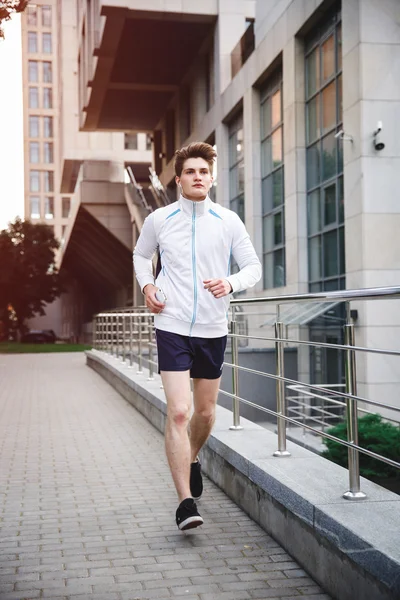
left=161, top=370, right=192, bottom=502
left=189, top=377, right=221, bottom=462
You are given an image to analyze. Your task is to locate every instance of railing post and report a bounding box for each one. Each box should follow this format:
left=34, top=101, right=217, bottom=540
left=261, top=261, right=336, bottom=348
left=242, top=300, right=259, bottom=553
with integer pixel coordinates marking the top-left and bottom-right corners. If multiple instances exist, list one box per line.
left=116, top=314, right=120, bottom=359
left=129, top=311, right=133, bottom=367
left=229, top=313, right=243, bottom=430
left=343, top=321, right=366, bottom=500
left=147, top=315, right=154, bottom=381
left=122, top=313, right=126, bottom=363
left=273, top=321, right=291, bottom=457
left=95, top=316, right=98, bottom=350
left=137, top=312, right=143, bottom=373
left=110, top=315, right=114, bottom=356
left=107, top=315, right=111, bottom=355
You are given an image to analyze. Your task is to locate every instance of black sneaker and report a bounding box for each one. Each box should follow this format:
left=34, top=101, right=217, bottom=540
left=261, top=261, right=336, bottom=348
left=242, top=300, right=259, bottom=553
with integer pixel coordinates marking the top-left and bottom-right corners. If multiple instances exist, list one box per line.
left=190, top=460, right=203, bottom=500
left=176, top=498, right=203, bottom=531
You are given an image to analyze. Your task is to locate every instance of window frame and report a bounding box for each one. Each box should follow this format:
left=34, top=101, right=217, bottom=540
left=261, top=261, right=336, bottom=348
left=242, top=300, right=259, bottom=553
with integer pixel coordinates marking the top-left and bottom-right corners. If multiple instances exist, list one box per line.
left=42, top=32, right=52, bottom=54
left=29, top=141, right=40, bottom=164
left=29, top=115, right=40, bottom=138
left=29, top=87, right=39, bottom=109
left=260, top=70, right=285, bottom=290
left=30, top=170, right=40, bottom=193
left=228, top=113, right=245, bottom=224
left=28, top=60, right=38, bottom=83
left=305, top=10, right=344, bottom=293
left=43, top=87, right=53, bottom=109
left=28, top=31, right=38, bottom=53
left=42, top=61, right=52, bottom=83
left=42, top=5, right=52, bottom=27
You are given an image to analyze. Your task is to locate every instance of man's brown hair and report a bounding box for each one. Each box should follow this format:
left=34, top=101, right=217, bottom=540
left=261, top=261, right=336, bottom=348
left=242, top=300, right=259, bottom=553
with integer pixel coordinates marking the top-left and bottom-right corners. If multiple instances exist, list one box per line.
left=174, top=142, right=217, bottom=177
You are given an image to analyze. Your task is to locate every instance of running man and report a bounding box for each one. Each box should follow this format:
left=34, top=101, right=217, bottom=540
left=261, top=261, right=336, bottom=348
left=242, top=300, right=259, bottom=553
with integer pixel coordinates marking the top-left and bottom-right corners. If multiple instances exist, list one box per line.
left=133, top=142, right=261, bottom=530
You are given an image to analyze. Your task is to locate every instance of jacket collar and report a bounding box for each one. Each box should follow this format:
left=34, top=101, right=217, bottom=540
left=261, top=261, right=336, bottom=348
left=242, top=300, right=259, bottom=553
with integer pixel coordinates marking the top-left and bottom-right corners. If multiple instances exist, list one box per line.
left=178, top=194, right=211, bottom=217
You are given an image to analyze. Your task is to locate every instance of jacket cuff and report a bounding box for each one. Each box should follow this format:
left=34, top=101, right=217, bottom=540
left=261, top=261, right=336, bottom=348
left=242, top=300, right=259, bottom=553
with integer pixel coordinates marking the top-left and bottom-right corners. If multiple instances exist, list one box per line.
left=226, top=275, right=240, bottom=294
left=139, top=277, right=155, bottom=294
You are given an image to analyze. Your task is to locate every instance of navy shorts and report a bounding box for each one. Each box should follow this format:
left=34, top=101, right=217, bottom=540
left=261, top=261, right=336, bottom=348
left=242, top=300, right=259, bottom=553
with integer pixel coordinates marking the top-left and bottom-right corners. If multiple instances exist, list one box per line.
left=155, top=329, right=227, bottom=380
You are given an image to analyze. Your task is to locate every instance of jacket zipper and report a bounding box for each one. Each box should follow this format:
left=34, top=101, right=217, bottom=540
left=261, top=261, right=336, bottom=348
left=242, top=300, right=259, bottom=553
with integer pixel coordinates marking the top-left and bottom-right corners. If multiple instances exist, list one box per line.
left=189, top=203, right=197, bottom=336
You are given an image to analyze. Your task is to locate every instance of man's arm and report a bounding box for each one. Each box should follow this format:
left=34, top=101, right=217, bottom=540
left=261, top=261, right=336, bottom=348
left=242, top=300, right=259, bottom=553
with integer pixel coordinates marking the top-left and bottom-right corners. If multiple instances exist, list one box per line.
left=225, top=215, right=262, bottom=293
left=133, top=213, right=166, bottom=312
left=133, top=213, right=158, bottom=292
left=204, top=215, right=261, bottom=298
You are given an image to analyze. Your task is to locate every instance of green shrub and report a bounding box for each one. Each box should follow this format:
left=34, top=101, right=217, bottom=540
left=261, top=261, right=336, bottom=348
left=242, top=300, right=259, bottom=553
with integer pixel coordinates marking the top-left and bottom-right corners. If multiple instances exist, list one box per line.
left=322, top=413, right=400, bottom=481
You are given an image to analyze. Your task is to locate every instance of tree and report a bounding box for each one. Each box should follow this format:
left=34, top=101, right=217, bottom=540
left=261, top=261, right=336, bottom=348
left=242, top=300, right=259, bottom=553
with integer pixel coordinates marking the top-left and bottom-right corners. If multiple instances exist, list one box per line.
left=0, top=0, right=28, bottom=39
left=0, top=218, right=64, bottom=338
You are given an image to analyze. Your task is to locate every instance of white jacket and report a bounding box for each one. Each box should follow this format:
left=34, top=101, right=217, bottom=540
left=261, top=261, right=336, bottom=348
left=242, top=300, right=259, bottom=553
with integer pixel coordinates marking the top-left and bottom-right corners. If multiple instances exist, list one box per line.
left=133, top=195, right=262, bottom=337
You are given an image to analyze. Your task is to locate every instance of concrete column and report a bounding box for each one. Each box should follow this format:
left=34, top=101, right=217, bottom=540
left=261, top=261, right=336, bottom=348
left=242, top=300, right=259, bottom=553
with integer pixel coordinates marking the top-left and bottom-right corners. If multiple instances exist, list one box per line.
left=243, top=87, right=262, bottom=264
left=342, top=0, right=400, bottom=414
left=215, top=121, right=230, bottom=209
left=216, top=0, right=250, bottom=95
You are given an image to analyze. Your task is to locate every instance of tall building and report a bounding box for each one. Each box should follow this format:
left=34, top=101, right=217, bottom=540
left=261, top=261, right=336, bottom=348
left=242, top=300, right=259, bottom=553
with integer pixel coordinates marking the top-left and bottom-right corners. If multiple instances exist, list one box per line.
left=21, top=1, right=66, bottom=241
left=20, top=1, right=153, bottom=338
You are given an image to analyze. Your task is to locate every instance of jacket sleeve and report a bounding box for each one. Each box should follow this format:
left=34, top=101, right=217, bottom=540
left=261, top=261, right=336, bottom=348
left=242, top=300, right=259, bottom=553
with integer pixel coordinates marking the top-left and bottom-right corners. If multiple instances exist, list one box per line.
left=225, top=215, right=262, bottom=293
left=133, top=213, right=158, bottom=293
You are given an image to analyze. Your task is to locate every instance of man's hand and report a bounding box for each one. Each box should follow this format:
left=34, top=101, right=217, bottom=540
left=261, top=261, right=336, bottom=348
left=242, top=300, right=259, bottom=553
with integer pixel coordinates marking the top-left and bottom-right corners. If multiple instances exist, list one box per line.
left=203, top=279, right=232, bottom=299
left=143, top=284, right=165, bottom=314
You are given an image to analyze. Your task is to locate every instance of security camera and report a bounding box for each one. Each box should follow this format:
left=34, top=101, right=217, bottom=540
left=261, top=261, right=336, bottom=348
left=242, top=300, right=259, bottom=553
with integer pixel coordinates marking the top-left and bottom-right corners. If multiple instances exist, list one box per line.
left=373, top=121, right=385, bottom=151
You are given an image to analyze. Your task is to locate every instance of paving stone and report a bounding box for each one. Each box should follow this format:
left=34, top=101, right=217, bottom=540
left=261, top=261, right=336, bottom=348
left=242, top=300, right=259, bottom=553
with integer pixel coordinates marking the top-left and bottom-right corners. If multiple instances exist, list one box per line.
left=0, top=353, right=330, bottom=599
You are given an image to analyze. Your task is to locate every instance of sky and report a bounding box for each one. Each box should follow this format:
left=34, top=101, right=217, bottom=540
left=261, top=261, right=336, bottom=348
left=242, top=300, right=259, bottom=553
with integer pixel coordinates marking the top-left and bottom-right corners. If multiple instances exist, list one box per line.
left=0, top=14, right=24, bottom=231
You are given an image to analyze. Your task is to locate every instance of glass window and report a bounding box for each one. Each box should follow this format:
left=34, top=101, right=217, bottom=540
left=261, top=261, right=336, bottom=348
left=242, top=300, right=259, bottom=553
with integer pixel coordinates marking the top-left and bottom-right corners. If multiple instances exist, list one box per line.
left=44, top=171, right=54, bottom=192
left=28, top=61, right=38, bottom=82
left=29, top=87, right=39, bottom=109
left=322, top=81, right=336, bottom=134
left=305, top=9, right=343, bottom=295
left=42, top=6, right=52, bottom=27
left=29, top=142, right=40, bottom=164
left=42, top=33, right=52, bottom=54
left=260, top=70, right=285, bottom=290
left=62, top=197, right=71, bottom=218
left=28, top=32, right=37, bottom=53
left=44, top=197, right=54, bottom=219
left=43, top=116, right=53, bottom=138
left=124, top=133, right=138, bottom=150
left=146, top=134, right=152, bottom=151
left=27, top=6, right=37, bottom=26
left=228, top=113, right=245, bottom=224
left=30, top=196, right=40, bottom=219
left=43, top=62, right=52, bottom=83
left=43, top=88, right=53, bottom=109
left=44, top=142, right=53, bottom=163
left=322, top=35, right=335, bottom=81
left=30, top=170, right=40, bottom=192
left=29, top=116, right=40, bottom=138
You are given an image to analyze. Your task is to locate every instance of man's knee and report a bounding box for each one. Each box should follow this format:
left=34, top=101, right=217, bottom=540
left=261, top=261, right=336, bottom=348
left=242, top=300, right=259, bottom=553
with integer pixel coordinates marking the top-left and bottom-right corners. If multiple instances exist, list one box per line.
left=194, top=405, right=215, bottom=425
left=168, top=405, right=191, bottom=428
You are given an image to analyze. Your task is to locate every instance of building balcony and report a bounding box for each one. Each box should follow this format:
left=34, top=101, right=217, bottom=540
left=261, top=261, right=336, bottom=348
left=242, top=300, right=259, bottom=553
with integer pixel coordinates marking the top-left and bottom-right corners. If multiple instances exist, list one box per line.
left=79, top=0, right=217, bottom=132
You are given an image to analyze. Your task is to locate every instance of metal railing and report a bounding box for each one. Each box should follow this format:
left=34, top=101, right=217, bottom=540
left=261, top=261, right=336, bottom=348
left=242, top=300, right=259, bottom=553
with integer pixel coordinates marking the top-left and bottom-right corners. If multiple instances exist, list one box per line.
left=92, top=285, right=400, bottom=501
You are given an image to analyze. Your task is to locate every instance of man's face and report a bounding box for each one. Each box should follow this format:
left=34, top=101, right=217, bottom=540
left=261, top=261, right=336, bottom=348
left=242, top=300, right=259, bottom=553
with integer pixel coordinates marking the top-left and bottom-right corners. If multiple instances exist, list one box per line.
left=175, top=157, right=213, bottom=201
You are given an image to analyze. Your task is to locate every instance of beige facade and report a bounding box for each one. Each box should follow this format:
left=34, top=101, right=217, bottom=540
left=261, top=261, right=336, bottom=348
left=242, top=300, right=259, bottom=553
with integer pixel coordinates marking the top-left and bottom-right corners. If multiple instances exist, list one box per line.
left=21, top=1, right=153, bottom=339
left=21, top=1, right=67, bottom=241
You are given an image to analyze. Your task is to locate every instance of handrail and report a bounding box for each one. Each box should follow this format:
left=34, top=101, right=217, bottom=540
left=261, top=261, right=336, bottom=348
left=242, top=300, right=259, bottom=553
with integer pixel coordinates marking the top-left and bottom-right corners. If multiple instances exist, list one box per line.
left=230, top=285, right=400, bottom=305
left=92, top=285, right=400, bottom=501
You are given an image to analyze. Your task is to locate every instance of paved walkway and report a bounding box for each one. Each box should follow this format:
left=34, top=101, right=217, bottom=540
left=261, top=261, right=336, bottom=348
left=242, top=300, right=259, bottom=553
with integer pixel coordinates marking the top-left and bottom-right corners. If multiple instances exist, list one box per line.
left=0, top=353, right=330, bottom=600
